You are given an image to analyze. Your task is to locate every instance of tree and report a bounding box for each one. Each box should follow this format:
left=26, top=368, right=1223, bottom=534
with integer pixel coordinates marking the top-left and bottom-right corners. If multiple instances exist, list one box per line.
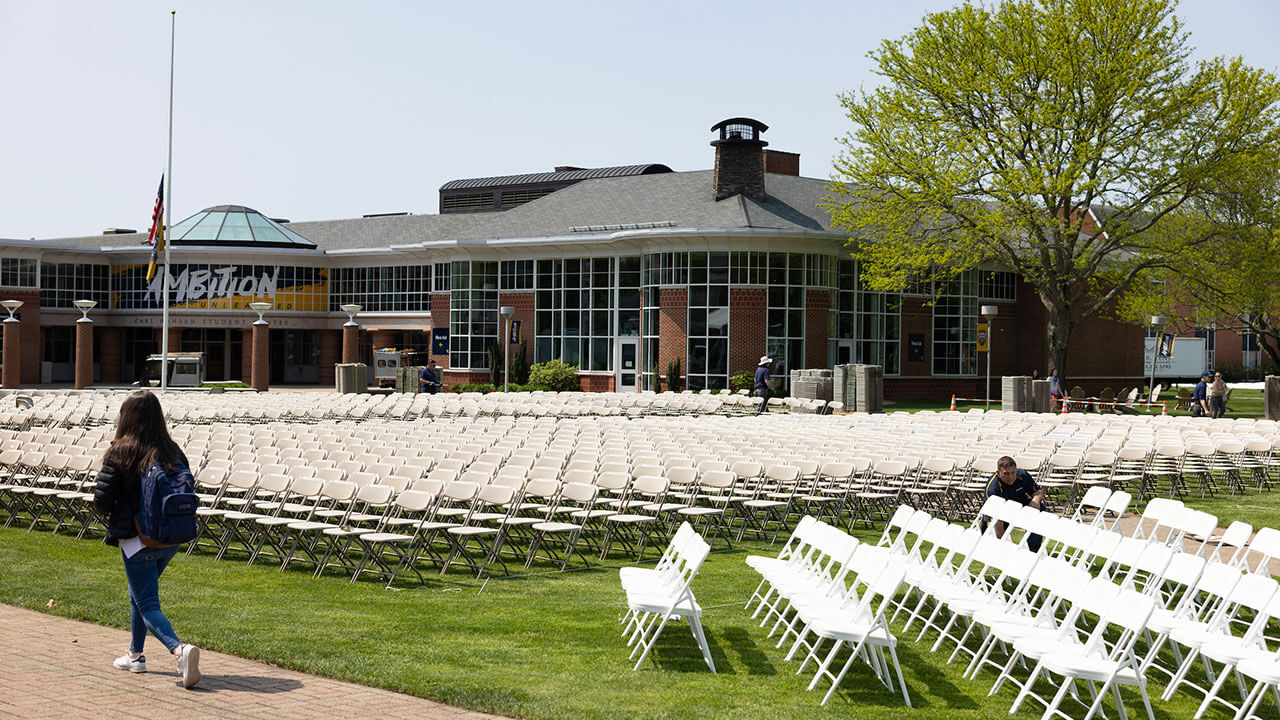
left=1120, top=150, right=1280, bottom=366
left=826, top=0, right=1280, bottom=376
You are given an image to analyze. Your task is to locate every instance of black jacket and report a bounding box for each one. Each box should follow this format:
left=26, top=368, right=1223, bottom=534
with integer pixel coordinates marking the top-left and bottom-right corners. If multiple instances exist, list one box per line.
left=93, top=461, right=139, bottom=547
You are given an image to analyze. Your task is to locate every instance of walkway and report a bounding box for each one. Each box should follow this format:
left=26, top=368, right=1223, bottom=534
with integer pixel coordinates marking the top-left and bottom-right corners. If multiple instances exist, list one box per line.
left=0, top=604, right=506, bottom=720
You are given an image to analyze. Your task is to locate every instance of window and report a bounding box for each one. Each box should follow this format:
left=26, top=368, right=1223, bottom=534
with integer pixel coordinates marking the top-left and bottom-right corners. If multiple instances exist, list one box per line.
left=112, top=263, right=327, bottom=311
left=329, top=265, right=431, bottom=312
left=499, top=259, right=533, bottom=290
left=0, top=258, right=36, bottom=288
left=534, top=257, right=618, bottom=372
left=40, top=262, right=110, bottom=308
left=450, top=261, right=498, bottom=370
left=931, top=275, right=978, bottom=376
left=433, top=263, right=451, bottom=292
left=979, top=270, right=1017, bottom=301
left=685, top=251, right=730, bottom=390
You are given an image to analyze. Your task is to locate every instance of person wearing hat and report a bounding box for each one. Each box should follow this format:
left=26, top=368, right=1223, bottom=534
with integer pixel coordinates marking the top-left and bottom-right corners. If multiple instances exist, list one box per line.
left=1210, top=371, right=1228, bottom=419
left=418, top=358, right=442, bottom=394
left=1191, top=371, right=1211, bottom=417
left=753, top=355, right=775, bottom=415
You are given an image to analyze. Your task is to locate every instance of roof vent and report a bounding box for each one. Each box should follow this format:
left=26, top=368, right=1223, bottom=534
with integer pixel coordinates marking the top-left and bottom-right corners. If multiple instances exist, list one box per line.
left=102, top=228, right=137, bottom=235
left=362, top=212, right=410, bottom=218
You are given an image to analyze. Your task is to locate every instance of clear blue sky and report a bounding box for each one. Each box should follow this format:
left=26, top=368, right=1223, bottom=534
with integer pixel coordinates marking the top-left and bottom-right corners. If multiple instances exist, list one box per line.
left=2, top=0, right=1277, bottom=240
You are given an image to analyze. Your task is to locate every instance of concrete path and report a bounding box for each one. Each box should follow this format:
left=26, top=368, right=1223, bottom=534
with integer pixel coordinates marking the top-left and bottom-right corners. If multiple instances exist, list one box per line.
left=0, top=603, right=506, bottom=720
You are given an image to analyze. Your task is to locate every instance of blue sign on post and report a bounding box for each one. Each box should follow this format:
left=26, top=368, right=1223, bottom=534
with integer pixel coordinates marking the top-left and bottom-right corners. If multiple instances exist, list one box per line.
left=431, top=328, right=450, bottom=355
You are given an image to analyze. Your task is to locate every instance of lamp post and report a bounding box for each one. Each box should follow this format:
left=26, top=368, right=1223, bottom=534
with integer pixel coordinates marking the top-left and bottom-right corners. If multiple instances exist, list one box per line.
left=981, top=305, right=999, bottom=411
left=74, top=300, right=97, bottom=390
left=499, top=306, right=515, bottom=393
left=249, top=302, right=272, bottom=392
left=1149, top=315, right=1166, bottom=405
left=340, top=303, right=361, bottom=365
left=1, top=300, right=23, bottom=389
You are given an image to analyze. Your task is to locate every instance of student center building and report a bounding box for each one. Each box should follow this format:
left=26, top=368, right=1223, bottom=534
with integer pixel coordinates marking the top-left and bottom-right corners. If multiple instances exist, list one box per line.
left=4, top=118, right=1164, bottom=396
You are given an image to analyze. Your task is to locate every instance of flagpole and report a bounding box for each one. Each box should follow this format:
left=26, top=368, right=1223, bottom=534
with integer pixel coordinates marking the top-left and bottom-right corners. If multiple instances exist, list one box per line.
left=161, top=10, right=175, bottom=390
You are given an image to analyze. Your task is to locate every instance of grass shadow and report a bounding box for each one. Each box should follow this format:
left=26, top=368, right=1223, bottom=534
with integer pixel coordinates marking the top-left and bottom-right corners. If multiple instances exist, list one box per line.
left=717, top=625, right=780, bottom=676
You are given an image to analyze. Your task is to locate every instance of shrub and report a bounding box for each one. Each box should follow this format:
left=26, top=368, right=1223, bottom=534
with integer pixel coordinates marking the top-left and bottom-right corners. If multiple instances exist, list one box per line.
left=528, top=359, right=580, bottom=392
left=730, top=370, right=754, bottom=392
left=448, top=383, right=495, bottom=393
left=665, top=358, right=683, bottom=392
left=486, top=342, right=501, bottom=386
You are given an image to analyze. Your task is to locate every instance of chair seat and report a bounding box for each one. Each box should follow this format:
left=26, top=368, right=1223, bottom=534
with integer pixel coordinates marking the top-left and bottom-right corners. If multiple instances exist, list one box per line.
left=1040, top=651, right=1139, bottom=684
left=532, top=521, right=581, bottom=533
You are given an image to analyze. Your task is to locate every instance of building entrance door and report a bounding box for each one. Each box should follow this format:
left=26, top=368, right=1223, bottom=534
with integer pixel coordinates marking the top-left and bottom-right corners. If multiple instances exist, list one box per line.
left=615, top=338, right=639, bottom=392
left=835, top=339, right=855, bottom=366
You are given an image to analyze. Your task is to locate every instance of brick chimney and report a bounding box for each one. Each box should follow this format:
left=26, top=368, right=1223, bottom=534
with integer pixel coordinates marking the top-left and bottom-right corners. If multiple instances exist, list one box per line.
left=764, top=150, right=799, bottom=176
left=711, top=118, right=768, bottom=201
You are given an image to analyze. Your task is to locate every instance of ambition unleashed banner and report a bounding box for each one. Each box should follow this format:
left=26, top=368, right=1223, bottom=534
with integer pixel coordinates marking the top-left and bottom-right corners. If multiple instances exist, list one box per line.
left=112, top=263, right=329, bottom=312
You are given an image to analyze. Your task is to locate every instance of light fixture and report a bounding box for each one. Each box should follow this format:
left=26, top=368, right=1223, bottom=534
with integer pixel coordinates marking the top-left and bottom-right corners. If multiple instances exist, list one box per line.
left=980, top=305, right=998, bottom=411
left=73, top=299, right=97, bottom=321
left=500, top=306, right=515, bottom=393
left=0, top=300, right=22, bottom=321
left=249, top=301, right=272, bottom=323
left=340, top=303, right=362, bottom=326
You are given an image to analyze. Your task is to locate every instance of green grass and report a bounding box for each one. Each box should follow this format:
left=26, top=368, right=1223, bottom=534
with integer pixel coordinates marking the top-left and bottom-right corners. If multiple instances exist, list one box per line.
left=2, top=520, right=1268, bottom=719
left=891, top=388, right=1268, bottom=418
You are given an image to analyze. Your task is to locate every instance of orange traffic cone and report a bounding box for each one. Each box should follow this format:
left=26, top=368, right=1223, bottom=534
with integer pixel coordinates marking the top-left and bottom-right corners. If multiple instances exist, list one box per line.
left=1060, top=398, right=1070, bottom=415
left=1161, top=401, right=1167, bottom=416
left=949, top=394, right=957, bottom=411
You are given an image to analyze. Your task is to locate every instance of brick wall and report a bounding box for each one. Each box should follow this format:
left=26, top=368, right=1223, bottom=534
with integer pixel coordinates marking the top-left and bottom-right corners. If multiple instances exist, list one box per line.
left=712, top=141, right=766, bottom=201
left=317, top=329, right=340, bottom=386
left=99, top=326, right=122, bottom=384
left=498, top=290, right=534, bottom=370
left=658, top=287, right=687, bottom=390
left=729, top=287, right=767, bottom=378
left=580, top=374, right=614, bottom=392
left=763, top=150, right=800, bottom=176
left=430, top=293, right=450, bottom=369
left=804, top=289, right=830, bottom=369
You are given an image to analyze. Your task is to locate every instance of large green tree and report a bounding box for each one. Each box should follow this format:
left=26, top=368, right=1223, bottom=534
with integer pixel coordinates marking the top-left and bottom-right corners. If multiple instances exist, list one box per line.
left=826, top=0, right=1280, bottom=376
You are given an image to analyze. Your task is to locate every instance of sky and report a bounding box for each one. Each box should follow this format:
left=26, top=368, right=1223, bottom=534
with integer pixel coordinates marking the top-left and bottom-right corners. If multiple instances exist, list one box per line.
left=2, top=0, right=1279, bottom=241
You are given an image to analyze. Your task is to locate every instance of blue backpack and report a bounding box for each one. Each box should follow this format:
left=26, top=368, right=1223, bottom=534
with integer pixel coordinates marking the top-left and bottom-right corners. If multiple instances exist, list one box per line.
left=135, top=459, right=199, bottom=546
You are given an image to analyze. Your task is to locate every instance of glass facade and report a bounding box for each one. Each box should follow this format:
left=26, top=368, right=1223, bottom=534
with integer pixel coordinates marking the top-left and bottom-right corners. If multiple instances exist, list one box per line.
left=329, top=265, right=431, bottom=312
left=0, top=258, right=37, bottom=288
left=112, top=263, right=327, bottom=311
left=449, top=260, right=498, bottom=370
left=932, top=273, right=978, bottom=376
left=533, top=257, right=622, bottom=372
left=40, top=262, right=110, bottom=308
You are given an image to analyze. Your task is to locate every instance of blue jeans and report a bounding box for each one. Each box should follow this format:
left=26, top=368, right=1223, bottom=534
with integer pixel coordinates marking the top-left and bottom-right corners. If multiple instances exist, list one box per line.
left=122, top=544, right=182, bottom=654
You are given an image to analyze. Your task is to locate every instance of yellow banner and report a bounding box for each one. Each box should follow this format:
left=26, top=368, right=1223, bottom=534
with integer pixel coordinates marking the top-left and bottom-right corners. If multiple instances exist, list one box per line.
left=976, top=322, right=989, bottom=353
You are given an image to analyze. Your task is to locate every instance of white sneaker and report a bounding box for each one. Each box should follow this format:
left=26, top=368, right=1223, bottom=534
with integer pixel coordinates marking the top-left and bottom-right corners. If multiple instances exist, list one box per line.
left=113, top=652, right=146, bottom=673
left=176, top=644, right=201, bottom=689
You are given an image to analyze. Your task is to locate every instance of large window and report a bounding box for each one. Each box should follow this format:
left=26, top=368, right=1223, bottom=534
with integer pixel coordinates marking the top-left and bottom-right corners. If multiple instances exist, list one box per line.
left=764, top=252, right=808, bottom=388
left=329, top=265, right=430, bottom=312
left=112, top=263, right=327, bottom=311
left=40, top=262, right=110, bottom=308
left=534, top=257, right=617, bottom=371
left=932, top=274, right=978, bottom=376
left=450, top=261, right=498, bottom=370
left=0, top=258, right=36, bottom=288
left=686, top=252, right=730, bottom=390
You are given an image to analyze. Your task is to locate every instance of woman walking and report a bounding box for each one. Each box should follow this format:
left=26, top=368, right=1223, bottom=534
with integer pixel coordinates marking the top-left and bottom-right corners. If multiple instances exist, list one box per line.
left=93, top=390, right=201, bottom=689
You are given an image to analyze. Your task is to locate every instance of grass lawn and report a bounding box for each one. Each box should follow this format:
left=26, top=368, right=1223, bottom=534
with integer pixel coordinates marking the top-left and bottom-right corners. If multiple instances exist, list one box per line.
left=2, top=516, right=1272, bottom=719
left=892, top=388, right=1268, bottom=419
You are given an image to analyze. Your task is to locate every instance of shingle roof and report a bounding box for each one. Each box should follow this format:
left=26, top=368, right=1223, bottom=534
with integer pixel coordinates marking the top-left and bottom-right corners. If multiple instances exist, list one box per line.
left=34, top=170, right=847, bottom=254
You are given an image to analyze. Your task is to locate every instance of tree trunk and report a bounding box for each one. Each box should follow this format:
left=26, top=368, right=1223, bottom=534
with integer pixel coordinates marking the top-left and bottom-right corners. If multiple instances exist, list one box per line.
left=1044, top=301, right=1072, bottom=384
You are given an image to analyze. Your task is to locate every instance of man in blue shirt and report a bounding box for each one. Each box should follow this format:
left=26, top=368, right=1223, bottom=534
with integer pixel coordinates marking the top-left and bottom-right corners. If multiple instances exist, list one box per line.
left=1191, top=371, right=1210, bottom=417
left=418, top=358, right=442, bottom=394
left=753, top=355, right=774, bottom=415
left=980, top=456, right=1045, bottom=552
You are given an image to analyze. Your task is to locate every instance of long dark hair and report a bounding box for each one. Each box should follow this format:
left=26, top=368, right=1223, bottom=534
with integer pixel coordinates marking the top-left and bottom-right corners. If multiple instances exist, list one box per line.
left=103, top=390, right=183, bottom=476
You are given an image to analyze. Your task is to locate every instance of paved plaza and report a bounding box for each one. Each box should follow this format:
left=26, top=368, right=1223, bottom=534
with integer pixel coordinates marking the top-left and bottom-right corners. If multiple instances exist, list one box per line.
left=0, top=603, right=506, bottom=720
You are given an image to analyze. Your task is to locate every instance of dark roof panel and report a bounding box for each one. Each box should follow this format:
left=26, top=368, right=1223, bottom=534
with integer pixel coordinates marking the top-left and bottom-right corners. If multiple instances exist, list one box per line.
left=439, top=164, right=673, bottom=191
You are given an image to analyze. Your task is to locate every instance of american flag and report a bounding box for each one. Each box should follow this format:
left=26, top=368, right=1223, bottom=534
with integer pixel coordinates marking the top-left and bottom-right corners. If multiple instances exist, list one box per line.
left=145, top=176, right=164, bottom=282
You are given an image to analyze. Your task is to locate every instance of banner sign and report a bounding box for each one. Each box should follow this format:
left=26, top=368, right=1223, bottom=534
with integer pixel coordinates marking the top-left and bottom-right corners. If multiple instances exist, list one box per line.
left=431, top=328, right=450, bottom=355
left=113, top=263, right=328, bottom=312
left=976, top=322, right=989, bottom=353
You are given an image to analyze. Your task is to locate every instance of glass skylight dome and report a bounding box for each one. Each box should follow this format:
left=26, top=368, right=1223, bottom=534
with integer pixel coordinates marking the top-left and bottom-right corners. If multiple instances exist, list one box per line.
left=167, top=205, right=316, bottom=249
